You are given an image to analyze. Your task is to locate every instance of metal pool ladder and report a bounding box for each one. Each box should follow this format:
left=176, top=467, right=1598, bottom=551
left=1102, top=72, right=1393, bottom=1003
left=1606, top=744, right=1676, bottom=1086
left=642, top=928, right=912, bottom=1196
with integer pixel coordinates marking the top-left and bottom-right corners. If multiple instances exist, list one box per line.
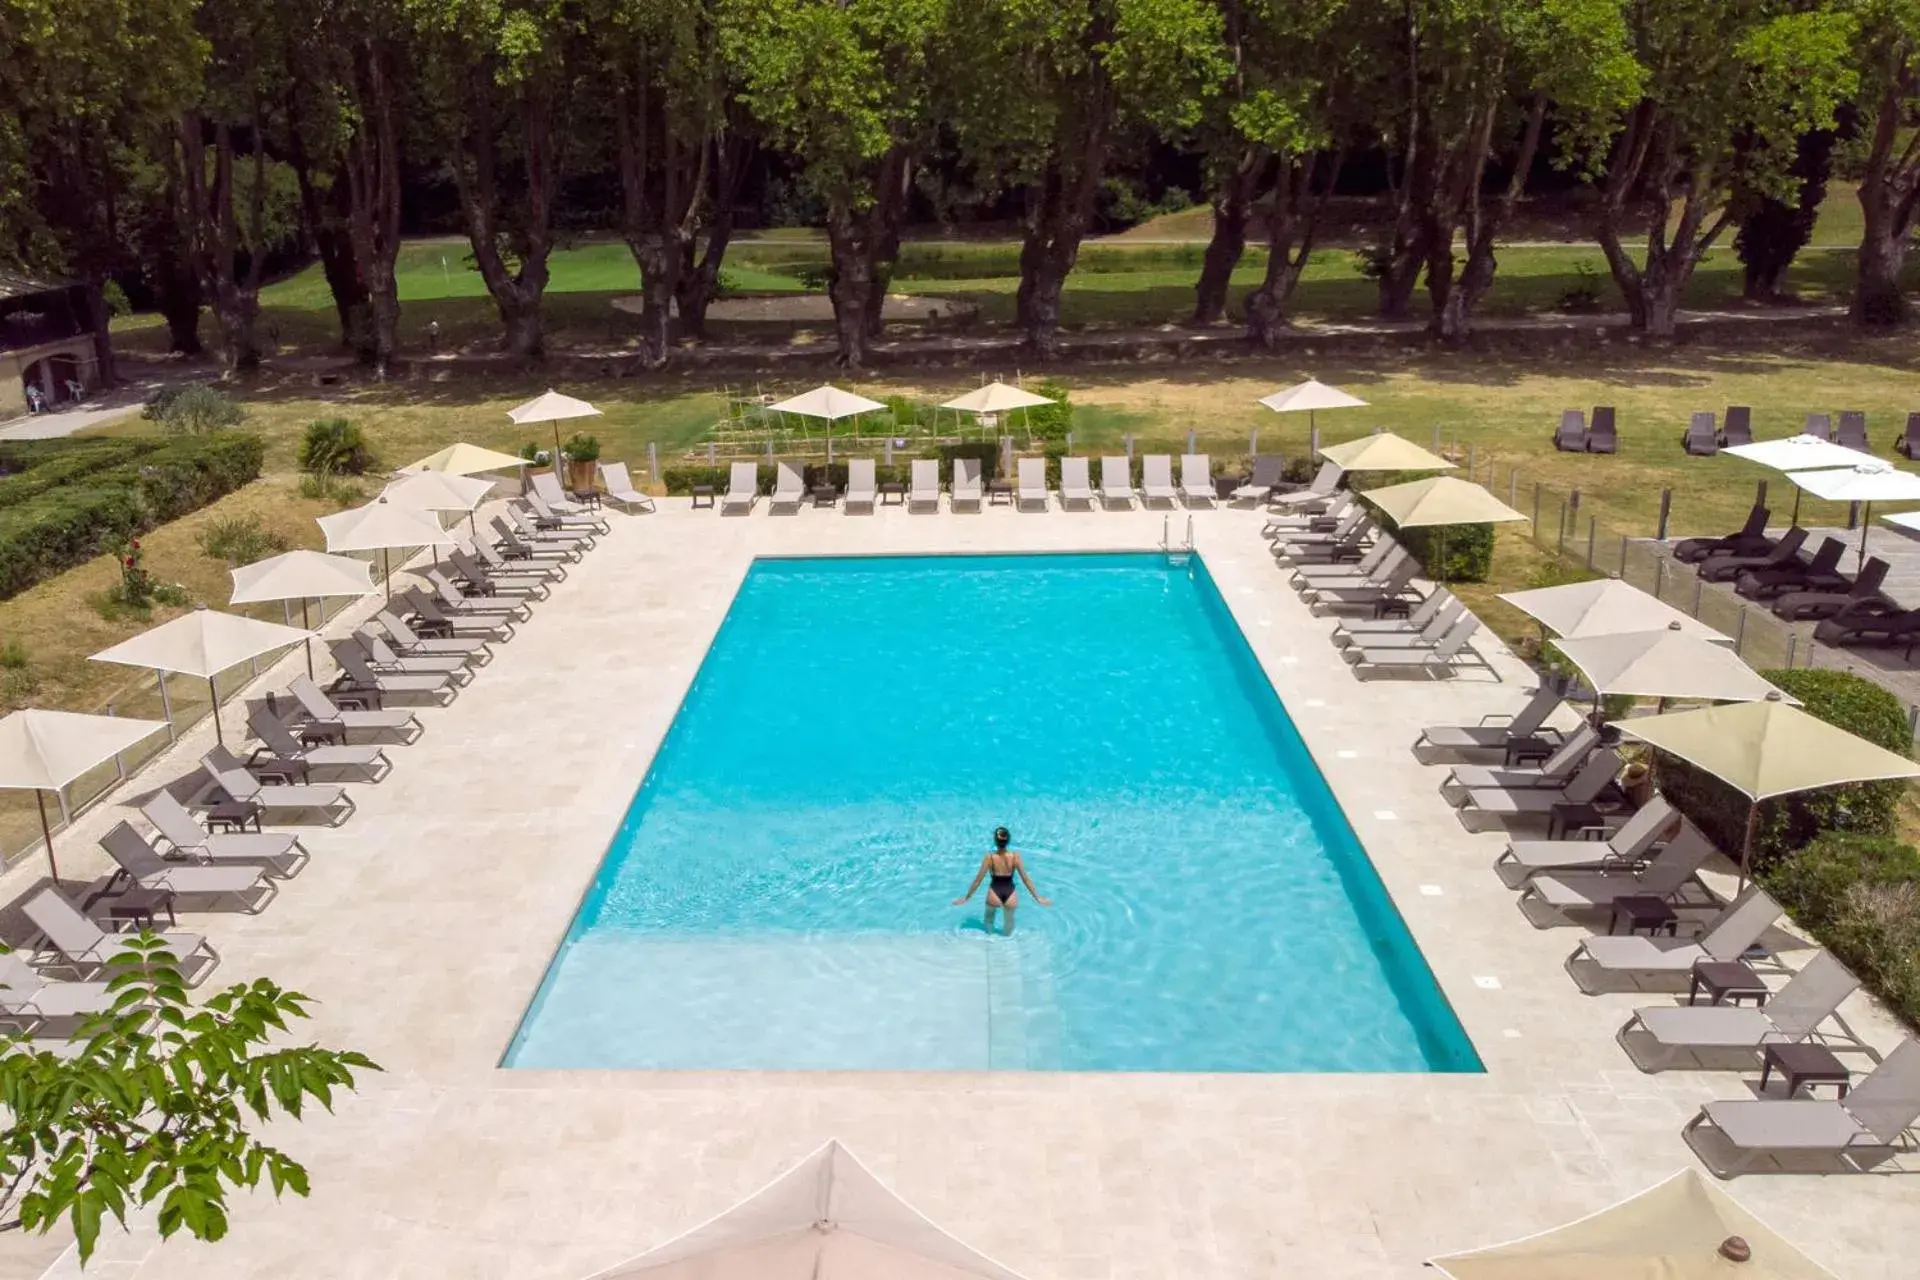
left=1161, top=514, right=1194, bottom=563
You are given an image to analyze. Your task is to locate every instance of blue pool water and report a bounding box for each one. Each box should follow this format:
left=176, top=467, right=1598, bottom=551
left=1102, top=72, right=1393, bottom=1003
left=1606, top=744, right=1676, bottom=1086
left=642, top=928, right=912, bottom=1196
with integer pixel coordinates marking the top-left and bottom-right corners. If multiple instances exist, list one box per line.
left=506, top=553, right=1479, bottom=1073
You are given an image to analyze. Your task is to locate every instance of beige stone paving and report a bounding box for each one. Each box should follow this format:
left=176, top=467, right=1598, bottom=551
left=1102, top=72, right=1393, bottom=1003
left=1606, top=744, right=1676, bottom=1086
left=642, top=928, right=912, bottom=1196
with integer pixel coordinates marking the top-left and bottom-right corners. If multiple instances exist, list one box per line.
left=3, top=496, right=1916, bottom=1279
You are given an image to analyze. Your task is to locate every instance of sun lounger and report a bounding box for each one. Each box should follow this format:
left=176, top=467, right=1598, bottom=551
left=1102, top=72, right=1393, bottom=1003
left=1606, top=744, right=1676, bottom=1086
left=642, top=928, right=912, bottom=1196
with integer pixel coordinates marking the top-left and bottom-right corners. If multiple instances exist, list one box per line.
left=378, top=607, right=491, bottom=662
left=1552, top=409, right=1588, bottom=452
left=1736, top=536, right=1845, bottom=600
left=1516, top=822, right=1713, bottom=923
left=1059, top=457, right=1096, bottom=509
left=1806, top=411, right=1834, bottom=441
left=1441, top=724, right=1598, bottom=802
left=530, top=470, right=598, bottom=516
left=490, top=515, right=579, bottom=565
left=1273, top=506, right=1368, bottom=555
left=0, top=953, right=115, bottom=1032
left=23, top=887, right=217, bottom=984
left=1775, top=558, right=1891, bottom=621
left=1413, top=683, right=1566, bottom=759
left=768, top=461, right=807, bottom=514
left=1345, top=614, right=1482, bottom=678
left=1232, top=454, right=1286, bottom=504
left=1265, top=492, right=1351, bottom=537
left=906, top=459, right=940, bottom=511
left=100, top=821, right=275, bottom=913
left=472, top=532, right=564, bottom=581
left=1895, top=412, right=1920, bottom=460
left=1309, top=555, right=1420, bottom=613
left=1682, top=412, right=1718, bottom=456
left=1814, top=603, right=1920, bottom=650
left=1674, top=505, right=1770, bottom=564
left=844, top=459, right=877, bottom=513
left=1268, top=460, right=1343, bottom=512
left=597, top=461, right=656, bottom=513
left=1683, top=1037, right=1920, bottom=1177
left=247, top=704, right=392, bottom=782
left=1099, top=456, right=1135, bottom=508
left=329, top=641, right=457, bottom=706
left=1586, top=406, right=1617, bottom=454
left=201, top=744, right=356, bottom=826
left=1140, top=455, right=1179, bottom=506
left=428, top=568, right=529, bottom=619
left=354, top=628, right=472, bottom=683
left=1179, top=455, right=1215, bottom=505
left=1456, top=747, right=1622, bottom=825
left=529, top=474, right=609, bottom=532
left=1339, top=597, right=1464, bottom=647
left=142, top=790, right=308, bottom=875
left=721, top=461, right=759, bottom=515
left=509, top=502, right=595, bottom=547
left=1567, top=884, right=1782, bottom=987
left=1700, top=526, right=1807, bottom=582
left=1837, top=410, right=1869, bottom=451
left=950, top=458, right=982, bottom=511
left=1621, top=951, right=1858, bottom=1071
left=1495, top=796, right=1680, bottom=886
left=449, top=546, right=547, bottom=600
left=1016, top=458, right=1049, bottom=511
left=1334, top=589, right=1452, bottom=646
left=1291, top=537, right=1399, bottom=586
left=283, top=674, right=421, bottom=740
left=1720, top=406, right=1754, bottom=447
left=402, top=585, right=515, bottom=641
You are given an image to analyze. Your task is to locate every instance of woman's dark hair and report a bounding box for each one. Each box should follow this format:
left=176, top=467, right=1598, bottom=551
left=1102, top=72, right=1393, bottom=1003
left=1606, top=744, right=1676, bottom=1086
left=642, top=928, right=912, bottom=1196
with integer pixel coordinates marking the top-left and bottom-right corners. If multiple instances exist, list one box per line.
left=993, top=827, right=1010, bottom=849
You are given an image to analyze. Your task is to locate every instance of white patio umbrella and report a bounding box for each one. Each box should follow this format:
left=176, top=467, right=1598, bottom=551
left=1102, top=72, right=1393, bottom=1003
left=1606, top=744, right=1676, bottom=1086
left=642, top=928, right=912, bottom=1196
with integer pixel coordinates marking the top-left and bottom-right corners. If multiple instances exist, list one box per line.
left=90, top=605, right=313, bottom=747
left=317, top=498, right=458, bottom=599
left=0, top=709, right=167, bottom=880
left=1318, top=432, right=1455, bottom=474
left=1499, top=577, right=1730, bottom=644
left=229, top=550, right=374, bottom=678
left=1257, top=377, right=1367, bottom=441
left=1721, top=433, right=1868, bottom=525
left=770, top=384, right=890, bottom=455
left=1881, top=510, right=1920, bottom=537
left=1360, top=475, right=1528, bottom=582
left=1783, top=461, right=1920, bottom=570
left=508, top=389, right=602, bottom=487
left=583, top=1140, right=1029, bottom=1280
left=381, top=470, right=496, bottom=538
left=395, top=442, right=529, bottom=477
left=940, top=379, right=1053, bottom=438
left=1551, top=624, right=1796, bottom=707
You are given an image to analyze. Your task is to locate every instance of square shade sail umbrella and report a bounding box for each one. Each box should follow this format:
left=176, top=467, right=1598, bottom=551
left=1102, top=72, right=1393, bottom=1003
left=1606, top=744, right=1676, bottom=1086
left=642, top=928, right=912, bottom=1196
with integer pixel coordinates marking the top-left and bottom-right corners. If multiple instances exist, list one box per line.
left=1359, top=476, right=1528, bottom=582
left=508, top=390, right=602, bottom=487
left=583, top=1139, right=1029, bottom=1280
left=1430, top=1168, right=1840, bottom=1280
left=1499, top=577, right=1730, bottom=644
left=940, top=379, right=1053, bottom=439
left=381, top=470, right=496, bottom=539
left=317, top=498, right=459, bottom=599
left=1721, top=433, right=1868, bottom=524
left=1783, top=461, right=1920, bottom=569
left=1551, top=625, right=1796, bottom=706
left=1613, top=696, right=1920, bottom=882
left=771, top=384, right=890, bottom=454
left=0, top=709, right=167, bottom=880
left=229, top=550, right=374, bottom=678
left=1257, top=377, right=1367, bottom=436
left=395, top=442, right=529, bottom=476
left=1318, top=431, right=1455, bottom=474
left=90, top=605, right=312, bottom=748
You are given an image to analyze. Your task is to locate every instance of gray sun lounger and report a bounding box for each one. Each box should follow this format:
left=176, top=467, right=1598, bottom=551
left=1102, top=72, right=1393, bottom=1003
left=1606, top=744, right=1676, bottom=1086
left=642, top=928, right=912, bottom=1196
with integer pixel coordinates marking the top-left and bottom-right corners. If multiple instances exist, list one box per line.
left=329, top=641, right=457, bottom=707
left=1516, top=822, right=1714, bottom=923
left=769, top=461, right=807, bottom=514
left=1265, top=491, right=1352, bottom=536
left=908, top=459, right=940, bottom=511
left=1179, top=455, right=1215, bottom=506
left=509, top=502, right=595, bottom=547
left=1345, top=614, right=1482, bottom=677
left=1413, top=684, right=1565, bottom=758
left=1837, top=410, right=1869, bottom=451
left=1274, top=507, right=1370, bottom=558
left=1291, top=537, right=1398, bottom=585
left=101, top=821, right=276, bottom=913
left=355, top=628, right=472, bottom=683
left=1232, top=454, right=1286, bottom=504
left=845, top=459, right=877, bottom=513
left=378, top=608, right=490, bottom=663
left=1682, top=411, right=1718, bottom=456
left=1553, top=409, right=1588, bottom=451
left=1016, top=458, right=1049, bottom=511
left=1333, top=589, right=1451, bottom=646
left=490, top=515, right=580, bottom=564
left=1621, top=951, right=1859, bottom=1072
left=1720, top=406, right=1754, bottom=447
left=142, top=789, right=308, bottom=876
left=1344, top=599, right=1467, bottom=652
left=0, top=953, right=115, bottom=1032
left=401, top=586, right=515, bottom=642
left=471, top=532, right=565, bottom=581
left=951, top=458, right=982, bottom=511
left=721, top=461, right=759, bottom=515
left=428, top=569, right=530, bottom=620
left=1494, top=795, right=1678, bottom=886
left=284, top=674, right=421, bottom=741
left=1456, top=747, right=1621, bottom=825
left=1567, top=885, right=1782, bottom=989
left=597, top=461, right=656, bottom=513
left=1099, top=456, right=1135, bottom=508
left=1441, top=723, right=1598, bottom=801
left=201, top=744, right=357, bottom=826
left=1309, top=553, right=1419, bottom=611
left=1059, top=457, right=1096, bottom=509
left=247, top=704, right=393, bottom=781
left=1140, top=455, right=1179, bottom=506
left=449, top=546, right=548, bottom=600
left=530, top=470, right=598, bottom=517
left=1269, top=460, right=1341, bottom=510
left=22, top=887, right=217, bottom=985
left=1684, top=1037, right=1920, bottom=1177
left=528, top=475, right=609, bottom=532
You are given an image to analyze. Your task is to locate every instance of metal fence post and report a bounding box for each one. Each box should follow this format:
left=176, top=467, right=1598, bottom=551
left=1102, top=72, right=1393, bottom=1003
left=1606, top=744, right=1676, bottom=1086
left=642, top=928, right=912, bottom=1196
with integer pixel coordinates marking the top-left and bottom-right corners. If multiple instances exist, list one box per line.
left=1508, top=467, right=1517, bottom=508
left=1785, top=633, right=1798, bottom=668
left=1618, top=534, right=1629, bottom=577
left=1186, top=429, right=1196, bottom=454
left=1466, top=442, right=1476, bottom=477
left=648, top=442, right=658, bottom=483
left=707, top=441, right=716, bottom=465
left=1532, top=482, right=1542, bottom=533
left=1656, top=489, right=1672, bottom=541
left=1910, top=705, right=1919, bottom=744
left=1735, top=605, right=1748, bottom=655
left=1654, top=557, right=1666, bottom=599
left=1125, top=433, right=1134, bottom=460
left=1692, top=577, right=1704, bottom=615
left=1556, top=501, right=1569, bottom=557
left=1309, top=425, right=1320, bottom=456
left=1586, top=516, right=1597, bottom=569
left=1432, top=423, right=1442, bottom=452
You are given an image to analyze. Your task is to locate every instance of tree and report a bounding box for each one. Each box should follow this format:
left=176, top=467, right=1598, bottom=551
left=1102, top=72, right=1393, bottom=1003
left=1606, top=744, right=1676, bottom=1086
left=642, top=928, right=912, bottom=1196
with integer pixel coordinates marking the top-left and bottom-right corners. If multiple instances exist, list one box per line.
left=1733, top=126, right=1838, bottom=302
left=1845, top=0, right=1920, bottom=325
left=0, top=936, right=377, bottom=1264
left=1589, top=3, right=1856, bottom=337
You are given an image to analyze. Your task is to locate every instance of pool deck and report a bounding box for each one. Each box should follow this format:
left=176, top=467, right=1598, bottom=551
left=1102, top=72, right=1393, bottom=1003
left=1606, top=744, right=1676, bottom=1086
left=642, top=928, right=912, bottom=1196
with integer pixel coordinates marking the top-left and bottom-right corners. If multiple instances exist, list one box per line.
left=2, top=499, right=1914, bottom=1278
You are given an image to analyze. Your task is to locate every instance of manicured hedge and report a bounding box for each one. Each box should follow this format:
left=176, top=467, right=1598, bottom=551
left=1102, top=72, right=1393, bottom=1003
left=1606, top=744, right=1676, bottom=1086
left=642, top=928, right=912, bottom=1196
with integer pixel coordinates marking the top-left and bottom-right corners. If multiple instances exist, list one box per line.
left=1658, top=668, right=1911, bottom=873
left=0, top=433, right=264, bottom=599
left=0, top=439, right=164, bottom=506
left=1762, top=832, right=1920, bottom=1029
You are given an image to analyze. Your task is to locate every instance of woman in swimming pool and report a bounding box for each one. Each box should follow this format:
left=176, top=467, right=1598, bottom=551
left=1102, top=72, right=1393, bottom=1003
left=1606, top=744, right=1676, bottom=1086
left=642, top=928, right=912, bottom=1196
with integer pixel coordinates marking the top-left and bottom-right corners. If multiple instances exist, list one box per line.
left=953, top=827, right=1050, bottom=935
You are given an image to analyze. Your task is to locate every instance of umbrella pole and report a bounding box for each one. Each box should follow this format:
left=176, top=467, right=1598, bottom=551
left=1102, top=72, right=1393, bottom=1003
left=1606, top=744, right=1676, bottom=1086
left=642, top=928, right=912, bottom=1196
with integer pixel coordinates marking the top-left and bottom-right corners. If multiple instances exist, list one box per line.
left=35, top=790, right=58, bottom=882
left=1859, top=501, right=1871, bottom=572
left=157, top=670, right=175, bottom=741
left=1790, top=488, right=1803, bottom=526
left=552, top=422, right=563, bottom=487
left=302, top=599, right=314, bottom=679
left=207, top=675, right=224, bottom=747
left=1738, top=800, right=1760, bottom=891
left=383, top=549, right=392, bottom=601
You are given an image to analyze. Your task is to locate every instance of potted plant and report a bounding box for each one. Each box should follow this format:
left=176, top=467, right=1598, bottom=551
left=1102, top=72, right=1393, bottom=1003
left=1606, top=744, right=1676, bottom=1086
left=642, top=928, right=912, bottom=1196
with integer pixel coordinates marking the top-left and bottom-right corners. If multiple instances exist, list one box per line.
left=562, top=432, right=601, bottom=492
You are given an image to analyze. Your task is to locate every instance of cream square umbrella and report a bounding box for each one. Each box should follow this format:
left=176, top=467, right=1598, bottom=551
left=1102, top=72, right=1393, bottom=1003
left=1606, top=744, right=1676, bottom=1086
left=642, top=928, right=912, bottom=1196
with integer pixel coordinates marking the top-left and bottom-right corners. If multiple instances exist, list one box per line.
left=941, top=379, right=1053, bottom=442
left=1614, top=695, right=1920, bottom=883
left=317, top=497, right=459, bottom=599
left=508, top=389, right=602, bottom=489
left=1430, top=1167, right=1840, bottom=1280
left=1258, top=376, right=1367, bottom=432
left=1500, top=577, right=1731, bottom=644
left=1359, top=476, right=1528, bottom=582
left=1318, top=431, right=1455, bottom=474
left=395, top=442, right=529, bottom=476
left=772, top=384, right=891, bottom=456
left=229, top=550, right=374, bottom=678
left=583, top=1140, right=1029, bottom=1280
left=1721, top=433, right=1868, bottom=524
left=1783, top=461, right=1920, bottom=570
left=90, top=605, right=313, bottom=747
left=0, top=709, right=167, bottom=879
left=381, top=469, right=497, bottom=538
left=1551, top=624, right=1797, bottom=708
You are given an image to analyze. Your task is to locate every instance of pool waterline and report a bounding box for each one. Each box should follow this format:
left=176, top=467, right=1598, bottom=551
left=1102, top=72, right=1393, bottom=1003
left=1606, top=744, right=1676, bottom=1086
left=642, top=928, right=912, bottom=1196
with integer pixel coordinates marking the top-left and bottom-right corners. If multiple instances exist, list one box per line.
left=505, top=552, right=1481, bottom=1073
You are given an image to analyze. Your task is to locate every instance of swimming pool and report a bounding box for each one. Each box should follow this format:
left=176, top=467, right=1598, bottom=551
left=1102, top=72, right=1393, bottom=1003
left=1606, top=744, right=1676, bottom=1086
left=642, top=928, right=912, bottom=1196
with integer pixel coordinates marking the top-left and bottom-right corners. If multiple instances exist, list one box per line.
left=506, top=553, right=1479, bottom=1072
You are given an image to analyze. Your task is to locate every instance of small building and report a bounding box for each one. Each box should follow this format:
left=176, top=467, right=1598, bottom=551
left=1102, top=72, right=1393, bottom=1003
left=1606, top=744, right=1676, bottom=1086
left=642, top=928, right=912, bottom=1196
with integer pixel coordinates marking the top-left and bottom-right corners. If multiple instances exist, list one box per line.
left=0, top=271, right=108, bottom=418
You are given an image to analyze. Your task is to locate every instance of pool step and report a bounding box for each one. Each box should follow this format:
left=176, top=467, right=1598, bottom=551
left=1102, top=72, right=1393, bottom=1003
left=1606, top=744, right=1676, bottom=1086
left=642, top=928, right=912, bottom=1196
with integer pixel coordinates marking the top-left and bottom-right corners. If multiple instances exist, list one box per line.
left=984, top=934, right=1063, bottom=1070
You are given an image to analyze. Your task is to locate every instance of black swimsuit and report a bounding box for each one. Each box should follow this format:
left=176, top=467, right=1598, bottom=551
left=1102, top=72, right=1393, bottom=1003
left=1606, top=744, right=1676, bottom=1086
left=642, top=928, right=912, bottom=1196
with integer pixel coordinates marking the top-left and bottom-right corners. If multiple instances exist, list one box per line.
left=987, top=856, right=1017, bottom=903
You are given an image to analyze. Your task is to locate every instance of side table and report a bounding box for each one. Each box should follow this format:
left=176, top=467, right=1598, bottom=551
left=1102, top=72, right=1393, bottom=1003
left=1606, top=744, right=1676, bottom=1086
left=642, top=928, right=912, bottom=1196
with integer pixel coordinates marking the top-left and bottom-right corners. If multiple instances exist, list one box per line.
left=103, top=887, right=178, bottom=931
left=691, top=485, right=715, bottom=509
left=206, top=800, right=263, bottom=833
left=878, top=482, right=907, bottom=506
left=1760, top=1042, right=1850, bottom=1098
left=811, top=485, right=839, bottom=508
left=987, top=481, right=1014, bottom=506
left=1609, top=895, right=1679, bottom=936
left=1689, top=960, right=1770, bottom=1007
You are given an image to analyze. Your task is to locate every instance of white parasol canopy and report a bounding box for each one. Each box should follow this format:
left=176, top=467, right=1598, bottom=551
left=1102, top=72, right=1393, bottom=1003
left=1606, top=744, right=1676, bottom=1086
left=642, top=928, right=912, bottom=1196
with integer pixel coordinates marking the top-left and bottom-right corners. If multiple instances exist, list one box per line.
left=583, top=1140, right=1029, bottom=1280
left=1784, top=461, right=1920, bottom=569
left=1318, top=432, right=1455, bottom=474
left=769, top=385, right=889, bottom=422
left=940, top=381, right=1053, bottom=414
left=229, top=550, right=374, bottom=677
left=0, top=709, right=168, bottom=879
left=90, top=605, right=312, bottom=747
left=1720, top=433, right=1865, bottom=473
left=507, top=389, right=602, bottom=426
left=1258, top=377, right=1367, bottom=416
left=318, top=498, right=458, bottom=600
left=381, top=470, right=496, bottom=514
left=1551, top=625, right=1796, bottom=705
left=1498, top=578, right=1730, bottom=644
left=395, top=442, right=529, bottom=476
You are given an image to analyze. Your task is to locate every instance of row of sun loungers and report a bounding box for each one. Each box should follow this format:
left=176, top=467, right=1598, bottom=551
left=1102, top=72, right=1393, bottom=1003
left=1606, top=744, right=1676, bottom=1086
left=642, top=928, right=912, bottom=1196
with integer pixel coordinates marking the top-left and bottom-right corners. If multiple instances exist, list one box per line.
left=712, top=455, right=1231, bottom=514
left=1412, top=686, right=1920, bottom=1176
left=1551, top=406, right=1617, bottom=454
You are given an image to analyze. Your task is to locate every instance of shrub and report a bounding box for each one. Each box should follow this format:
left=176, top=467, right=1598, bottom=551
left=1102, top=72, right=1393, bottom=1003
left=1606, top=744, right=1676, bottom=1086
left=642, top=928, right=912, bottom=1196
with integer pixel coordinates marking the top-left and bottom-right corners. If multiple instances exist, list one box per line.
left=1659, top=669, right=1911, bottom=874
left=198, top=514, right=289, bottom=565
left=1344, top=468, right=1492, bottom=582
left=0, top=440, right=163, bottom=507
left=297, top=472, right=365, bottom=506
left=937, top=441, right=1001, bottom=484
left=103, top=536, right=190, bottom=614
left=298, top=419, right=376, bottom=476
left=1020, top=380, right=1073, bottom=441
left=151, top=384, right=244, bottom=435
left=1763, top=832, right=1920, bottom=1028
left=562, top=432, right=601, bottom=463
